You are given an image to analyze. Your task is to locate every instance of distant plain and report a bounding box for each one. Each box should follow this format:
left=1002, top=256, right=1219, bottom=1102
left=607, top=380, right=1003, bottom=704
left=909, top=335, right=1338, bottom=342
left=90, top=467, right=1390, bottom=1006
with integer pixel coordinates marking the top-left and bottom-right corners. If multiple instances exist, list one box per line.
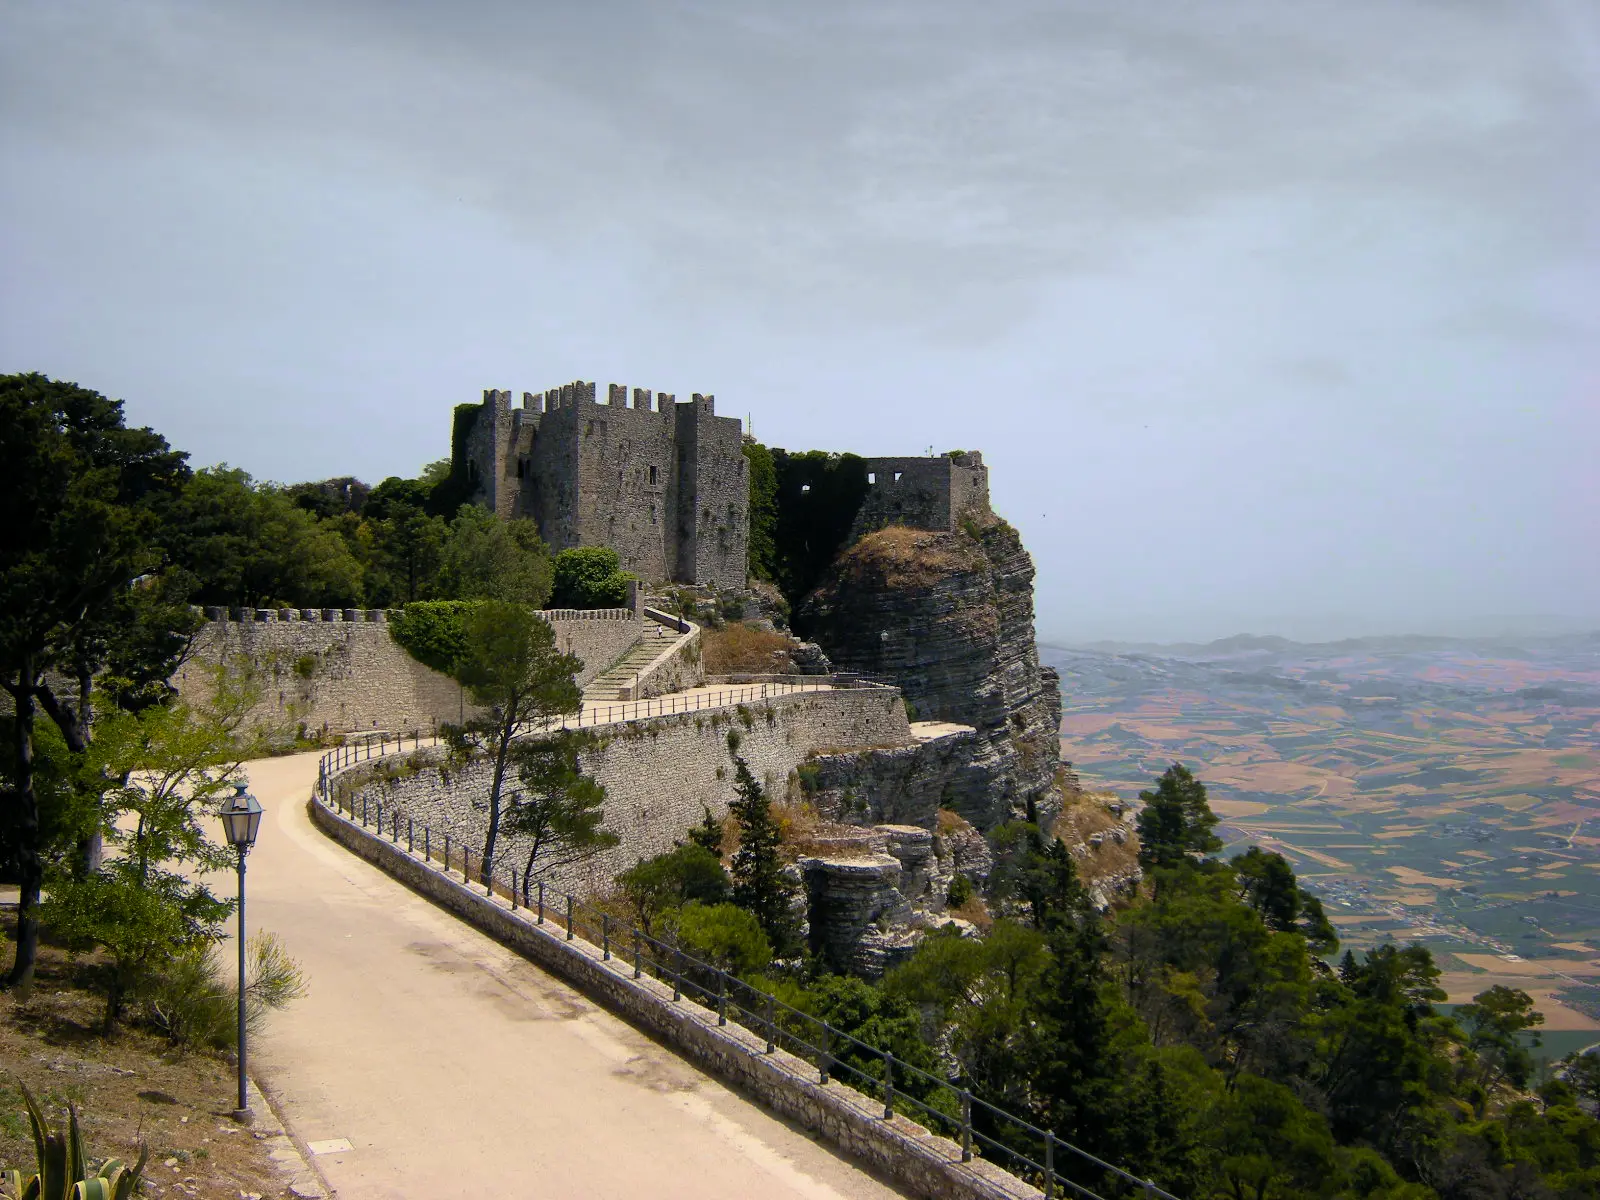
left=1042, top=633, right=1600, bottom=1054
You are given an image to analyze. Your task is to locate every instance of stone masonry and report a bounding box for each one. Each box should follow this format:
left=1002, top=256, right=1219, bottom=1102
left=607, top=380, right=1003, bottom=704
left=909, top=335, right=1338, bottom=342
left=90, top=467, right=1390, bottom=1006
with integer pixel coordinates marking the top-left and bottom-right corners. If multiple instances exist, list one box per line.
left=457, top=382, right=749, bottom=589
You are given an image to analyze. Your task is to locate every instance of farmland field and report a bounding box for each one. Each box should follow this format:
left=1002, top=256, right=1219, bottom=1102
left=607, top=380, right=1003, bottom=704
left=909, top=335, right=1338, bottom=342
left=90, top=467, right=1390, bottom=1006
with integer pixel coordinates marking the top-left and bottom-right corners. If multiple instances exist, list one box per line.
left=1043, top=632, right=1600, bottom=1047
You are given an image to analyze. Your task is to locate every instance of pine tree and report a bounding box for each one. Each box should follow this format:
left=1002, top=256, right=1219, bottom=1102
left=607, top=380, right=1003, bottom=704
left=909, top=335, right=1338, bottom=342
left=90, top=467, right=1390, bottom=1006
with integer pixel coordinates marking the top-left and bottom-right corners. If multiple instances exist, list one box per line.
left=685, top=804, right=725, bottom=858
left=727, top=755, right=800, bottom=956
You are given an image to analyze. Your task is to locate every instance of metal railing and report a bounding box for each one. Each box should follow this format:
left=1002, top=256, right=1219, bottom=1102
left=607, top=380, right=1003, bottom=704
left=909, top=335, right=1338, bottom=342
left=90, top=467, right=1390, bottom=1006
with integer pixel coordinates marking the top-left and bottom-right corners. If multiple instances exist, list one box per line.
left=314, top=737, right=1182, bottom=1200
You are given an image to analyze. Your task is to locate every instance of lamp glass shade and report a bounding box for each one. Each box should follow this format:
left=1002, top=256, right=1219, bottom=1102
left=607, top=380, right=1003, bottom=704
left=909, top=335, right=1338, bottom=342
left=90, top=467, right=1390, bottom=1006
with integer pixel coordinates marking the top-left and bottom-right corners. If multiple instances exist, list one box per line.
left=219, top=782, right=264, bottom=849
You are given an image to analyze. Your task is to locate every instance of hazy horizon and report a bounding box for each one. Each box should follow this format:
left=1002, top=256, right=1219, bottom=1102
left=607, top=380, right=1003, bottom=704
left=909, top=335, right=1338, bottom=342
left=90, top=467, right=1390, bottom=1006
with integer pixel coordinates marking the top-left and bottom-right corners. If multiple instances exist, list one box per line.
left=4, top=1, right=1597, bottom=646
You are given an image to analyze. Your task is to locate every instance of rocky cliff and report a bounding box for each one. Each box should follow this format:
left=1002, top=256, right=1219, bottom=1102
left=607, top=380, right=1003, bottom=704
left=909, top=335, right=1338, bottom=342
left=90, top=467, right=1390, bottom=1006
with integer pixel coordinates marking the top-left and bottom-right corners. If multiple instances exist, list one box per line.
left=798, top=514, right=1063, bottom=831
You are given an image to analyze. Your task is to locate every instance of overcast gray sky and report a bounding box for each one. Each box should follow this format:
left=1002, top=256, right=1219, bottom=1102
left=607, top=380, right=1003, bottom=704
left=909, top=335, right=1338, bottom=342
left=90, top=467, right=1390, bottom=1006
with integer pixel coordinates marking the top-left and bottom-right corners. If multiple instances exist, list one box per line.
left=3, top=0, right=1596, bottom=643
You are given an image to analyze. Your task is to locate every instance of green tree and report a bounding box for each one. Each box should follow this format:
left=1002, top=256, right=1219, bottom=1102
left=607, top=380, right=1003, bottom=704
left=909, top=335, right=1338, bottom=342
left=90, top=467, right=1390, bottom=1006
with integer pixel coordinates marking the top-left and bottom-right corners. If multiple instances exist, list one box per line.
left=685, top=804, right=726, bottom=857
left=1135, top=763, right=1222, bottom=869
left=0, top=373, right=189, bottom=988
left=443, top=601, right=584, bottom=888
left=501, top=729, right=618, bottom=895
left=550, top=546, right=633, bottom=609
left=1459, top=985, right=1545, bottom=1091
left=742, top=440, right=778, bottom=583
left=674, top=901, right=771, bottom=977
left=1233, top=847, right=1338, bottom=956
left=436, top=506, right=553, bottom=607
left=618, top=843, right=729, bottom=935
left=39, top=665, right=260, bottom=1030
left=727, top=755, right=800, bottom=957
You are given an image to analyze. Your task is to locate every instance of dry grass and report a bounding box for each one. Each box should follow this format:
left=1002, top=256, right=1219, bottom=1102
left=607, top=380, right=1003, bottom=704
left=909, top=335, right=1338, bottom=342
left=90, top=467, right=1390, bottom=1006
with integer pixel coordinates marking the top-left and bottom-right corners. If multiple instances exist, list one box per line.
left=0, top=934, right=291, bottom=1198
left=949, top=895, right=993, bottom=931
left=700, top=623, right=796, bottom=675
left=835, top=527, right=979, bottom=590
left=936, top=808, right=970, bottom=836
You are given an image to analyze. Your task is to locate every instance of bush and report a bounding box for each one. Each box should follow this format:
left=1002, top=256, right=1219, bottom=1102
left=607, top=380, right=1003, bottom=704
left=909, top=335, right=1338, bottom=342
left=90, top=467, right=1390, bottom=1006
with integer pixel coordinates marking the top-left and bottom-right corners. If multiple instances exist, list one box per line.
left=947, top=873, right=974, bottom=908
left=617, top=844, right=730, bottom=935
left=550, top=547, right=634, bottom=609
left=674, top=902, right=772, bottom=977
left=145, top=932, right=308, bottom=1051
left=389, top=599, right=479, bottom=674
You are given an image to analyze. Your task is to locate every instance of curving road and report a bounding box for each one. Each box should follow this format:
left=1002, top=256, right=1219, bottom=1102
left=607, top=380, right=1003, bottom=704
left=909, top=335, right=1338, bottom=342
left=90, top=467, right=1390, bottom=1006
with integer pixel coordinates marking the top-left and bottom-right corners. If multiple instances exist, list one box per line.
left=227, top=751, right=906, bottom=1199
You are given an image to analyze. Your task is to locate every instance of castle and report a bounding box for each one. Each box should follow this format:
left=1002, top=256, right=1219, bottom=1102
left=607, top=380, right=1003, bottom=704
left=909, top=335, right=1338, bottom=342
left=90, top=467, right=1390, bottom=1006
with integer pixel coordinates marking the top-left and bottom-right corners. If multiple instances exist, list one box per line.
left=453, top=381, right=992, bottom=588
left=455, top=382, right=749, bottom=589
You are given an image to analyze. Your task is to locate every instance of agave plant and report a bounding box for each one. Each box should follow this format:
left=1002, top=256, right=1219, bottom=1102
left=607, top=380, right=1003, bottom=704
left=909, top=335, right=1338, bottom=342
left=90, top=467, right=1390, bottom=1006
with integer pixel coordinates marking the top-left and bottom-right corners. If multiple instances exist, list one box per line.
left=1, top=1082, right=148, bottom=1200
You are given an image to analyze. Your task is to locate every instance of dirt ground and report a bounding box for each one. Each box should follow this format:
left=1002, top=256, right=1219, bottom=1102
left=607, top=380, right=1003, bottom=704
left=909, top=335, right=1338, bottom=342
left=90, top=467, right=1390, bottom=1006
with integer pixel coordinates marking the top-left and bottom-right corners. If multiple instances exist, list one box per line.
left=0, top=931, right=296, bottom=1199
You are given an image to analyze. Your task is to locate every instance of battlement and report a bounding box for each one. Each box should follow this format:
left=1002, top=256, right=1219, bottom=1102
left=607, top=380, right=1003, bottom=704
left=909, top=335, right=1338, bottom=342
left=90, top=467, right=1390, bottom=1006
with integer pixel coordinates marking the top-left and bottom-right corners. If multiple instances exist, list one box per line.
left=453, top=380, right=747, bottom=590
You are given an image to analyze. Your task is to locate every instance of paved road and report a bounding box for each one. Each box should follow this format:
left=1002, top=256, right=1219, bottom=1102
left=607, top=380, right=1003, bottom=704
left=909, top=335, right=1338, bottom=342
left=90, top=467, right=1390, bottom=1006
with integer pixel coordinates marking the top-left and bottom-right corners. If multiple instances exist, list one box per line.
left=228, top=751, right=906, bottom=1199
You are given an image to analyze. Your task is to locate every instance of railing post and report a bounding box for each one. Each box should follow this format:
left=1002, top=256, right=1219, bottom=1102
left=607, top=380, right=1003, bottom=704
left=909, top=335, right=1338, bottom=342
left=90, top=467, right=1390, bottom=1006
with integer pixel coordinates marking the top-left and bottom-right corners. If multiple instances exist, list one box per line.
left=511, top=869, right=518, bottom=910
left=671, top=951, right=681, bottom=1001
left=1044, top=1131, right=1055, bottom=1199
left=765, top=993, right=776, bottom=1054
left=407, top=817, right=413, bottom=852
left=883, top=1050, right=895, bottom=1119
left=424, top=826, right=430, bottom=861
left=717, top=975, right=727, bottom=1026
left=960, top=1090, right=973, bottom=1162
left=602, top=914, right=611, bottom=960
left=361, top=795, right=368, bottom=825
left=537, top=881, right=545, bottom=924
left=444, top=833, right=450, bottom=869
left=820, top=1023, right=831, bottom=1084
left=566, top=894, right=574, bottom=941
left=633, top=932, right=642, bottom=979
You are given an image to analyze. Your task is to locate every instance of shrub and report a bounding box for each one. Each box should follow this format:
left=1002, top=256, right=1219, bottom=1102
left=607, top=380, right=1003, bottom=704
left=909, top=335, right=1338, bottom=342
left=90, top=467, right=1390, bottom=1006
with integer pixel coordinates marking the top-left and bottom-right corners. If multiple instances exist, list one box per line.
left=617, top=844, right=730, bottom=935
left=389, top=599, right=480, bottom=674
left=145, top=932, right=308, bottom=1051
left=947, top=873, right=974, bottom=908
left=674, top=902, right=772, bottom=977
left=551, top=547, right=634, bottom=609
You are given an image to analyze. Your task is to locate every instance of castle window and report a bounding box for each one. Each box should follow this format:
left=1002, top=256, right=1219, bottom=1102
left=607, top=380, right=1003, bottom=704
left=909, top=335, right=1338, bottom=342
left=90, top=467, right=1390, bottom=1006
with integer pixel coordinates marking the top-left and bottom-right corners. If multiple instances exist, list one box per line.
left=800, top=484, right=811, bottom=494
left=651, top=505, right=657, bottom=524
left=894, top=471, right=903, bottom=482
left=649, top=464, right=658, bottom=485
left=867, top=472, right=876, bottom=485
left=586, top=420, right=594, bottom=436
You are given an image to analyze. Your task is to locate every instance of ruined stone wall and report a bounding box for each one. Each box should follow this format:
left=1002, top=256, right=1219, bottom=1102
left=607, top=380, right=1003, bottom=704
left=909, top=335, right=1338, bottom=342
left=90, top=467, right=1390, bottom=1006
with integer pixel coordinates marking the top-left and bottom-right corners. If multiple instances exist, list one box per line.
left=848, top=453, right=990, bottom=545
left=351, top=687, right=914, bottom=895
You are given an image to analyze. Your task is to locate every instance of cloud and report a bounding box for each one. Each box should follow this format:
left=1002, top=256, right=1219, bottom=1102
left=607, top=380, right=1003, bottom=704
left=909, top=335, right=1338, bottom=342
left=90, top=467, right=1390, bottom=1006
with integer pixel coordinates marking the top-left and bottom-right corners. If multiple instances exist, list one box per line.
left=5, top=0, right=1595, bottom=337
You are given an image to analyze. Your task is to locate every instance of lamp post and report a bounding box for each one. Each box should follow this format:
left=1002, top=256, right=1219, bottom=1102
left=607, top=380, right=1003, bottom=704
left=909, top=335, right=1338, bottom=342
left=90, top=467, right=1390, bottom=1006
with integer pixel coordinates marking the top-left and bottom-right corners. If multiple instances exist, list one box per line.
left=218, top=779, right=264, bottom=1118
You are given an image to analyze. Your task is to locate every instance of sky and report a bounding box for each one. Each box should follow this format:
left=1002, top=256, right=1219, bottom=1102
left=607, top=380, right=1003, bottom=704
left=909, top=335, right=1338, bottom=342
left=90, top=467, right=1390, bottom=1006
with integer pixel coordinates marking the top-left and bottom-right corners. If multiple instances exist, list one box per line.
left=2, top=0, right=1597, bottom=644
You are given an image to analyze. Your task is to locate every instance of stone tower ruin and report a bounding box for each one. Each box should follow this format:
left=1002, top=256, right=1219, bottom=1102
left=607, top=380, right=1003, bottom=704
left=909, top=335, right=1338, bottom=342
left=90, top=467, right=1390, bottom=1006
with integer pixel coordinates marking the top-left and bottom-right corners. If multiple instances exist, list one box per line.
left=453, top=382, right=749, bottom=589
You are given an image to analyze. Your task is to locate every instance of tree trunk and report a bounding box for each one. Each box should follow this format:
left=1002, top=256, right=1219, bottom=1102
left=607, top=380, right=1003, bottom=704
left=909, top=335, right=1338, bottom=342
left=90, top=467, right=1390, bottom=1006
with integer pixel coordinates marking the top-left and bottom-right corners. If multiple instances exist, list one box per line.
left=5, top=664, right=42, bottom=992
left=479, top=706, right=516, bottom=888
left=74, top=667, right=102, bottom=874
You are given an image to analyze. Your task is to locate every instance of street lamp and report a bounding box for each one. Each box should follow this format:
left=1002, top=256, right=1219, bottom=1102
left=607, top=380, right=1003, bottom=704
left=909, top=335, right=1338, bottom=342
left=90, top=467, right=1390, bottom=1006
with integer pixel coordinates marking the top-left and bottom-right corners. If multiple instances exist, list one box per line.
left=219, top=779, right=264, bottom=1118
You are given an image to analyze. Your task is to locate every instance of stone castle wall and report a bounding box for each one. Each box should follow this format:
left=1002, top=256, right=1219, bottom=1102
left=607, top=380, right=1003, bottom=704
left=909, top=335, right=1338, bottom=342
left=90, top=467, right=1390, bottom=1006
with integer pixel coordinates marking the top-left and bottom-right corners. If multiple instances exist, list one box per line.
left=848, top=452, right=990, bottom=545
left=458, top=382, right=747, bottom=589
left=175, top=607, right=643, bottom=734
left=346, top=686, right=915, bottom=895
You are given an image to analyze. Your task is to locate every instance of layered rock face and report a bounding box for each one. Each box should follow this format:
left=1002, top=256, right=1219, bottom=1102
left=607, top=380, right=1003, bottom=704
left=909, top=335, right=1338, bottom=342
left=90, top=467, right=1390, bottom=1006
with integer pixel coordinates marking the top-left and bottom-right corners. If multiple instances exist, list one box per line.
left=799, top=515, right=1063, bottom=830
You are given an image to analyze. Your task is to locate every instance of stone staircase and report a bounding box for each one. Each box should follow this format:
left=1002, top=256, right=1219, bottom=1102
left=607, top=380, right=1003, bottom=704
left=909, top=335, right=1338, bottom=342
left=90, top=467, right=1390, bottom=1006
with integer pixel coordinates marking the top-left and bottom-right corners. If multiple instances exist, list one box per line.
left=583, top=622, right=681, bottom=701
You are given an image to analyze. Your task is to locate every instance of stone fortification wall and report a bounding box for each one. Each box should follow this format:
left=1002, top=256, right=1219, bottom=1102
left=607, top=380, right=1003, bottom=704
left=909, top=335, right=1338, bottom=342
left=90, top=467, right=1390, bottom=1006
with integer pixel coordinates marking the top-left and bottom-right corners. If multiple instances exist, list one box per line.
left=848, top=452, right=990, bottom=545
left=453, top=381, right=748, bottom=588
left=309, top=798, right=1041, bottom=1200
left=175, top=607, right=643, bottom=734
left=348, top=687, right=914, bottom=896
left=540, top=608, right=642, bottom=689
left=175, top=611, right=467, bottom=736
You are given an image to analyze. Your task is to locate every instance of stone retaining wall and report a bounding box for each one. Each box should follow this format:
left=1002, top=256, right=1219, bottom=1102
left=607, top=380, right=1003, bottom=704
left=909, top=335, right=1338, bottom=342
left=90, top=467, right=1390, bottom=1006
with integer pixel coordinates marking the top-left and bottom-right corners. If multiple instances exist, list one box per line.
left=173, top=608, right=644, bottom=734
left=347, top=687, right=915, bottom=895
left=308, top=795, right=1039, bottom=1200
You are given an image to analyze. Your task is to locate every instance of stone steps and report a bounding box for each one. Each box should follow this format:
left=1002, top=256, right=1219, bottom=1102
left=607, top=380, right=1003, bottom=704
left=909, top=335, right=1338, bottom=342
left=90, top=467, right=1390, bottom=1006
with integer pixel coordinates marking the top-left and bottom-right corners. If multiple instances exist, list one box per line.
left=583, top=626, right=680, bottom=700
